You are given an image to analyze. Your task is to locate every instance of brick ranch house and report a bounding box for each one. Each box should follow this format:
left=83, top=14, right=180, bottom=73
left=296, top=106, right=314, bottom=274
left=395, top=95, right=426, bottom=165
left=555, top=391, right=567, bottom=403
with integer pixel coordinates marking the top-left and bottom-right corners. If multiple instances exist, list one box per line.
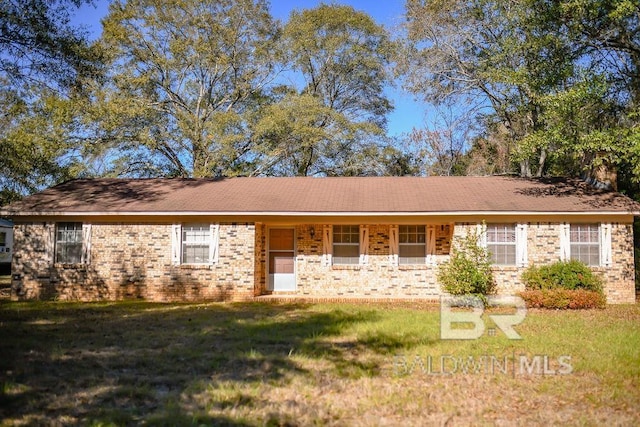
left=1, top=176, right=638, bottom=303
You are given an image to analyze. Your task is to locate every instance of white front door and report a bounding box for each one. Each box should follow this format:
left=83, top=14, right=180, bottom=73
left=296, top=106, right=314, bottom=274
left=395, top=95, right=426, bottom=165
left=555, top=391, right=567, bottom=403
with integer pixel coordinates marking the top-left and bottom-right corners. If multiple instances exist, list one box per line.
left=268, top=228, right=296, bottom=291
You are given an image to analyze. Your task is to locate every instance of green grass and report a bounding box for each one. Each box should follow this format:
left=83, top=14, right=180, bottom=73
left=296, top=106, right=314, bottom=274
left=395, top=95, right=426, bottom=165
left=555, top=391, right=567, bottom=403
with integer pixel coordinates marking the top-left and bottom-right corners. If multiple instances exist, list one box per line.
left=0, top=301, right=638, bottom=425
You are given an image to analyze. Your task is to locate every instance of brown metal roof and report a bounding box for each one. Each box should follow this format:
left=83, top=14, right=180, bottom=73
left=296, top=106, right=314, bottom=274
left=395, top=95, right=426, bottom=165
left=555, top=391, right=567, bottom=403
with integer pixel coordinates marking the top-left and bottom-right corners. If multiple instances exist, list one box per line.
left=2, top=176, right=639, bottom=216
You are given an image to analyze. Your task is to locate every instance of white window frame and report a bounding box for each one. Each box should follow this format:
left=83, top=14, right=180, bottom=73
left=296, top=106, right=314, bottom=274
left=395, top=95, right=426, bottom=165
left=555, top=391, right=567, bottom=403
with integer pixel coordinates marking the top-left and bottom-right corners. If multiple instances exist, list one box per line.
left=332, top=225, right=361, bottom=265
left=568, top=223, right=604, bottom=267
left=482, top=223, right=528, bottom=267
left=171, top=223, right=219, bottom=266
left=485, top=224, right=516, bottom=266
left=398, top=225, right=427, bottom=265
left=560, top=222, right=611, bottom=267
left=55, top=222, right=91, bottom=264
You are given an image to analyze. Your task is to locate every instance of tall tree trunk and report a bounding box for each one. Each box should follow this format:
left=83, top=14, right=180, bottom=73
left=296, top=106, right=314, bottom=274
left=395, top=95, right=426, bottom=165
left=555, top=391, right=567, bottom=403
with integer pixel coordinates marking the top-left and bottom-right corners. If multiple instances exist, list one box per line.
left=520, top=159, right=531, bottom=177
left=535, top=148, right=546, bottom=177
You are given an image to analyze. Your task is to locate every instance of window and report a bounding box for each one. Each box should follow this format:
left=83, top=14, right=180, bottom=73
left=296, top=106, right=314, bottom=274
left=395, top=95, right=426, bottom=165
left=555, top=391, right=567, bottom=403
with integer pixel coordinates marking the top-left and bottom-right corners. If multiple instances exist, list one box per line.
left=171, top=223, right=219, bottom=265
left=570, top=224, right=600, bottom=266
left=332, top=225, right=359, bottom=265
left=182, top=224, right=210, bottom=264
left=55, top=222, right=83, bottom=264
left=486, top=224, right=516, bottom=265
left=0, top=231, right=5, bottom=247
left=399, top=225, right=426, bottom=264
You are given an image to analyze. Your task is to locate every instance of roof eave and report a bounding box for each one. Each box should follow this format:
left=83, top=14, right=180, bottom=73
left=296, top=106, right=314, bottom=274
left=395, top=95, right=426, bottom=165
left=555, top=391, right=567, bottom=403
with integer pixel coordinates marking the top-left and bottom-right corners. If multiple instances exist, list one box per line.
left=2, top=210, right=639, bottom=217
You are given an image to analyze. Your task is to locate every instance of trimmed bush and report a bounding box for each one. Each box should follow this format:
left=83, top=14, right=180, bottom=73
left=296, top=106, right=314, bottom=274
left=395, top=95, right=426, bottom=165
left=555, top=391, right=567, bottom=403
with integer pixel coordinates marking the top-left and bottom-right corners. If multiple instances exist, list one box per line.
left=438, top=229, right=496, bottom=298
left=519, top=289, right=606, bottom=309
left=521, top=260, right=603, bottom=292
left=520, top=260, right=606, bottom=309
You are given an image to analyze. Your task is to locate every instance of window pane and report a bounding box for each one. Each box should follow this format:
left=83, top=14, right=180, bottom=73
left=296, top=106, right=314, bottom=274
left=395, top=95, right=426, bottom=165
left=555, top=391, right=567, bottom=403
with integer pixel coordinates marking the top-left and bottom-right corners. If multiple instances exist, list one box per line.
left=333, top=244, right=359, bottom=265
left=0, top=232, right=5, bottom=247
left=570, top=224, right=599, bottom=243
left=183, top=224, right=208, bottom=242
left=399, top=225, right=425, bottom=244
left=400, top=245, right=424, bottom=258
left=183, top=244, right=208, bottom=264
left=399, top=244, right=425, bottom=265
left=333, top=225, right=359, bottom=244
left=488, top=243, right=516, bottom=265
left=570, top=243, right=600, bottom=266
left=58, top=243, right=82, bottom=264
left=487, top=224, right=515, bottom=243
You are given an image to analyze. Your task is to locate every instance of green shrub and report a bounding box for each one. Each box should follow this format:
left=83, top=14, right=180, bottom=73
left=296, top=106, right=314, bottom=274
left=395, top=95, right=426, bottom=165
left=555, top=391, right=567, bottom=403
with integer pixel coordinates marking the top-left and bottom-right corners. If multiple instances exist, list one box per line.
left=519, top=289, right=606, bottom=309
left=438, top=229, right=496, bottom=297
left=521, top=260, right=603, bottom=292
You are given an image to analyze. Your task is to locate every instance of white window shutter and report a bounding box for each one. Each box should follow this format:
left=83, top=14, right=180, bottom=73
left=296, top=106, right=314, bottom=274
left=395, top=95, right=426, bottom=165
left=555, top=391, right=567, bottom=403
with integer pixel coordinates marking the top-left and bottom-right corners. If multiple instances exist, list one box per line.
left=171, top=224, right=181, bottom=265
left=516, top=223, right=528, bottom=267
left=47, top=222, right=55, bottom=265
left=426, top=225, right=436, bottom=265
left=476, top=222, right=487, bottom=248
left=322, top=225, right=332, bottom=266
left=600, top=223, right=612, bottom=267
left=389, top=225, right=399, bottom=265
left=81, top=223, right=92, bottom=264
left=359, top=225, right=369, bottom=265
left=559, top=223, right=570, bottom=261
left=209, top=224, right=220, bottom=264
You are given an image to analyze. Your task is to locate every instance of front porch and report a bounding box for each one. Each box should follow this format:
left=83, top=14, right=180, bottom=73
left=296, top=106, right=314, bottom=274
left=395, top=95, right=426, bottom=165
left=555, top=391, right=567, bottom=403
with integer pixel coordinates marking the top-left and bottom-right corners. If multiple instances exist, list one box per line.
left=254, top=223, right=454, bottom=299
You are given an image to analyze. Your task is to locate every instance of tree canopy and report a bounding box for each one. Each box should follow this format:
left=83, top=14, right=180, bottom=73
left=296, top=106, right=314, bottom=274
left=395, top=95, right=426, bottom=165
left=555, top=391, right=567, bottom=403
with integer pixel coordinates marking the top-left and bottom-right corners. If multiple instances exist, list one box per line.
left=252, top=4, right=394, bottom=176
left=401, top=0, right=640, bottom=194
left=1, top=0, right=639, bottom=204
left=97, top=0, right=280, bottom=178
left=0, top=0, right=102, bottom=204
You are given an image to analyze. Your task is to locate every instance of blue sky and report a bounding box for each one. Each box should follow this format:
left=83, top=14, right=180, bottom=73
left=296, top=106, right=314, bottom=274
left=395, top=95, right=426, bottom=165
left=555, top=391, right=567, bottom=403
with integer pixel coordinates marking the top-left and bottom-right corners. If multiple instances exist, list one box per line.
left=73, top=0, right=427, bottom=137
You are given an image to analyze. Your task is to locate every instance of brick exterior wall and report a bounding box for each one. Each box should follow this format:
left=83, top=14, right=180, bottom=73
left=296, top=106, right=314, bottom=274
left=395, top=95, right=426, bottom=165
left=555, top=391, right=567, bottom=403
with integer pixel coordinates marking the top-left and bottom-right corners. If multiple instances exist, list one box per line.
left=599, top=222, right=636, bottom=303
left=10, top=219, right=636, bottom=303
left=261, top=224, right=443, bottom=298
left=453, top=222, right=636, bottom=303
left=11, top=222, right=256, bottom=302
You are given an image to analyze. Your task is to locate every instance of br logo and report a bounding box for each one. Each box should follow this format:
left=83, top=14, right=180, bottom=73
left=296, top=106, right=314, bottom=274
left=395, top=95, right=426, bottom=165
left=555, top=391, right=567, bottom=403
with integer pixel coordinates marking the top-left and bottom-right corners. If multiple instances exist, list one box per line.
left=440, top=295, right=527, bottom=340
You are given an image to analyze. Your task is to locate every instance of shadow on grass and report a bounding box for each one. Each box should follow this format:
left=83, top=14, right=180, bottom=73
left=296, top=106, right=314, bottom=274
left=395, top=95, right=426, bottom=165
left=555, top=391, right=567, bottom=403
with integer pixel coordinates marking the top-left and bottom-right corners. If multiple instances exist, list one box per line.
left=0, top=301, right=423, bottom=424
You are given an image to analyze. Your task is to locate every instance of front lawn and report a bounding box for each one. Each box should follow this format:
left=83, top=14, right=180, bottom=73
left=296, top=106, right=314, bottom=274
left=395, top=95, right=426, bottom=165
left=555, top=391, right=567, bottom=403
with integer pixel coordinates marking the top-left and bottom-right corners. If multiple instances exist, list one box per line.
left=0, top=302, right=638, bottom=425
